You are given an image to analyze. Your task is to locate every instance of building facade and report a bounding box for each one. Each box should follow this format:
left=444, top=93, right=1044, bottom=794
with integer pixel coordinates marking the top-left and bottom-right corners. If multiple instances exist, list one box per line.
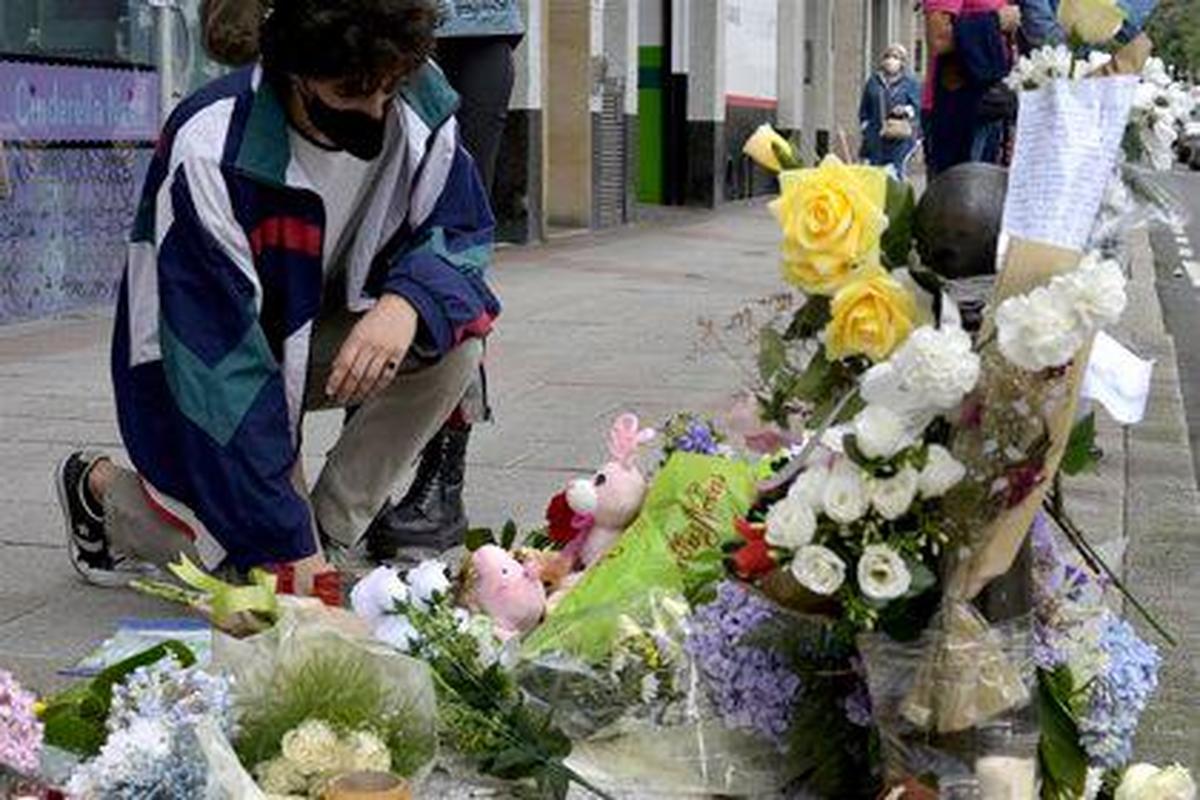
left=0, top=1, right=927, bottom=324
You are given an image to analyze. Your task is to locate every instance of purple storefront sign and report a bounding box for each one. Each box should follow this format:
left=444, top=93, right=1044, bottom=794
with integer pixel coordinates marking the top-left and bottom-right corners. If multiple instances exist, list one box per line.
left=0, top=59, right=159, bottom=142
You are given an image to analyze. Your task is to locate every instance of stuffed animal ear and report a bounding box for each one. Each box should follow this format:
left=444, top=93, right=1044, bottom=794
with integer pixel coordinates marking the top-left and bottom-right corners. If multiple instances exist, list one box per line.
left=608, top=413, right=655, bottom=466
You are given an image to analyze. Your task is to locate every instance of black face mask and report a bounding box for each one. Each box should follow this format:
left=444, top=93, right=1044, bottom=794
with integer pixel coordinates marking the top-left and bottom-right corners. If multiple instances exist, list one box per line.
left=300, top=87, right=387, bottom=161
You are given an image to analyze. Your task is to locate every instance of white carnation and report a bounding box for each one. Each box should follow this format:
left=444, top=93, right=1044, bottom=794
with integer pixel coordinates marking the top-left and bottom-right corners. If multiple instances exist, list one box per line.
left=822, top=459, right=871, bottom=524
left=996, top=285, right=1088, bottom=372
left=790, top=545, right=847, bottom=596
left=853, top=405, right=913, bottom=459
left=406, top=560, right=451, bottom=610
left=1116, top=764, right=1197, bottom=800
left=856, top=544, right=912, bottom=601
left=350, top=566, right=408, bottom=624
left=281, top=719, right=342, bottom=775
left=255, top=757, right=308, bottom=795
left=1052, top=253, right=1127, bottom=329
left=871, top=467, right=920, bottom=521
left=919, top=444, right=967, bottom=498
left=861, top=325, right=980, bottom=412
left=787, top=462, right=829, bottom=508
left=765, top=497, right=817, bottom=550
left=373, top=615, right=421, bottom=653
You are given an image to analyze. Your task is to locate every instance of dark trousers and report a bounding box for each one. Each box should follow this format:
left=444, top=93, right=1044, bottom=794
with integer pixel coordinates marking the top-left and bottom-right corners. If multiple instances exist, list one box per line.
left=435, top=36, right=517, bottom=195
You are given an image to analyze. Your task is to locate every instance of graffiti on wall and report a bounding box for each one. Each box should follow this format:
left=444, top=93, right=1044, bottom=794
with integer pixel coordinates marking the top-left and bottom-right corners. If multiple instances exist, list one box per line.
left=0, top=145, right=152, bottom=323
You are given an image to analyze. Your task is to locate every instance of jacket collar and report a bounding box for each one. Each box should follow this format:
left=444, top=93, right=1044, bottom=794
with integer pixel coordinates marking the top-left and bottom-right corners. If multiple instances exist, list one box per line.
left=232, top=62, right=460, bottom=188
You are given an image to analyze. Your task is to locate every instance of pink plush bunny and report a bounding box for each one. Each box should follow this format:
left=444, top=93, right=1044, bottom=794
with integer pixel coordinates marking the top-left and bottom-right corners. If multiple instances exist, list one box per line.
left=464, top=544, right=547, bottom=641
left=560, top=413, right=655, bottom=569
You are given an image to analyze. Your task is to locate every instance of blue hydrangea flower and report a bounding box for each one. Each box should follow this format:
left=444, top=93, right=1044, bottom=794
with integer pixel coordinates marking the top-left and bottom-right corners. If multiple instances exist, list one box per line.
left=685, top=582, right=802, bottom=747
left=1079, top=616, right=1161, bottom=768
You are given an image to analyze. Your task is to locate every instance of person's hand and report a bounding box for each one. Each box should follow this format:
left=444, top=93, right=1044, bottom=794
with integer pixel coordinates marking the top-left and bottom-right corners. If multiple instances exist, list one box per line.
left=997, top=4, right=1022, bottom=33
left=326, top=294, right=418, bottom=406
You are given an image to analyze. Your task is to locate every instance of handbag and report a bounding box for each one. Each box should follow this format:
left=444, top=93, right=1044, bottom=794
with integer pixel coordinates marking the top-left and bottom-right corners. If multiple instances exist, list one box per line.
left=882, top=117, right=914, bottom=141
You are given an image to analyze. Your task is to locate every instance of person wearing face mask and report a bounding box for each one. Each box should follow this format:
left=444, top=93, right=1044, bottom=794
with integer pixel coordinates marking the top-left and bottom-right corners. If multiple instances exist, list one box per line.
left=858, top=44, right=923, bottom=179
left=54, top=0, right=499, bottom=597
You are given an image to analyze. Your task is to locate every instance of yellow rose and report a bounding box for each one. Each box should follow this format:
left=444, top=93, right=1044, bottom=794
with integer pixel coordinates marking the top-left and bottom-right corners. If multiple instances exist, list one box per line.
left=770, top=155, right=890, bottom=295
left=743, top=123, right=795, bottom=173
left=1058, top=0, right=1125, bottom=44
left=824, top=269, right=917, bottom=362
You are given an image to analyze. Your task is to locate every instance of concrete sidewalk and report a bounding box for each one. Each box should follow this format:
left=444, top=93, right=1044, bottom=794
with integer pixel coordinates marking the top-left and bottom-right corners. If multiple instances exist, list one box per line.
left=0, top=204, right=1192, bottom=766
left=0, top=202, right=781, bottom=689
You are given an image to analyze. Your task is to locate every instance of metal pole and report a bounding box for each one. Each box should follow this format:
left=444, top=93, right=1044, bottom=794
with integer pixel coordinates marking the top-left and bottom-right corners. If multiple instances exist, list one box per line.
left=149, top=0, right=177, bottom=122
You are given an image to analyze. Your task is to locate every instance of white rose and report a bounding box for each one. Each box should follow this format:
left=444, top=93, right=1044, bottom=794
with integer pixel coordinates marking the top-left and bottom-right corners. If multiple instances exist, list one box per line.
left=373, top=615, right=421, bottom=653
left=871, top=467, right=920, bottom=521
left=856, top=544, right=912, bottom=601
left=790, top=545, right=847, bottom=596
left=350, top=566, right=408, bottom=624
left=853, top=405, right=913, bottom=459
left=281, top=719, right=342, bottom=775
left=787, top=463, right=829, bottom=508
left=406, top=560, right=451, bottom=610
left=1052, top=253, right=1127, bottom=329
left=765, top=496, right=817, bottom=549
left=1116, top=764, right=1197, bottom=800
left=822, top=459, right=871, bottom=524
left=344, top=730, right=392, bottom=773
left=919, top=444, right=967, bottom=498
left=996, top=285, right=1088, bottom=372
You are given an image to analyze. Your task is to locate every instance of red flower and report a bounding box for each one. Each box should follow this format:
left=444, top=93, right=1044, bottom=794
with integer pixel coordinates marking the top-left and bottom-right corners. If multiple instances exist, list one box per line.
left=1004, top=463, right=1045, bottom=508
left=730, top=519, right=775, bottom=579
left=546, top=492, right=579, bottom=545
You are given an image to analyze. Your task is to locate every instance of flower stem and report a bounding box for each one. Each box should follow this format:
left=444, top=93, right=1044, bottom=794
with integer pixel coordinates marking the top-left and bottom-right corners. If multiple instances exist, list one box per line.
left=1043, top=479, right=1176, bottom=646
left=758, top=385, right=861, bottom=497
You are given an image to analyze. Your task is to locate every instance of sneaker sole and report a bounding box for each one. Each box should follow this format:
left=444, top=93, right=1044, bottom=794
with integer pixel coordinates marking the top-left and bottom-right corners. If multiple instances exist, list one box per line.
left=53, top=454, right=134, bottom=588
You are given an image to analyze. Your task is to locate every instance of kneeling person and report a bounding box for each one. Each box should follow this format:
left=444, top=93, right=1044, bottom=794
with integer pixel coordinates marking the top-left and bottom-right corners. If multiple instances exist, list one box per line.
left=56, top=0, right=499, bottom=594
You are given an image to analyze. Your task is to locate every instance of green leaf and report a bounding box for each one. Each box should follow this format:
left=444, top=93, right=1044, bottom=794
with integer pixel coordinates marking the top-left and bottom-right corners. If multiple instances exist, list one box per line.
left=465, top=527, right=496, bottom=552
left=783, top=296, right=832, bottom=341
left=1061, top=413, right=1103, bottom=476
left=880, top=177, right=916, bottom=269
left=758, top=326, right=789, bottom=383
left=908, top=268, right=945, bottom=327
left=906, top=561, right=937, bottom=596
left=501, top=519, right=520, bottom=550
left=772, top=139, right=803, bottom=171
left=1037, top=668, right=1089, bottom=800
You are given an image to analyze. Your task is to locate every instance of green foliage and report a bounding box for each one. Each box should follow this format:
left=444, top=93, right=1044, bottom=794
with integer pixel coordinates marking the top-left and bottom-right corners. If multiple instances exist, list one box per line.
left=466, top=520, right=524, bottom=552
left=1146, top=0, right=1200, bottom=75
left=41, top=641, right=195, bottom=756
left=783, top=297, right=832, bottom=341
left=1061, top=413, right=1103, bottom=476
left=1037, top=667, right=1089, bottom=800
left=881, top=177, right=917, bottom=270
left=234, top=649, right=435, bottom=777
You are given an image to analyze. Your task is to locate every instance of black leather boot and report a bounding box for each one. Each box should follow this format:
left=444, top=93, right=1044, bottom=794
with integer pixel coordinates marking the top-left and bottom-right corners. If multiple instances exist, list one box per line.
left=365, top=425, right=470, bottom=561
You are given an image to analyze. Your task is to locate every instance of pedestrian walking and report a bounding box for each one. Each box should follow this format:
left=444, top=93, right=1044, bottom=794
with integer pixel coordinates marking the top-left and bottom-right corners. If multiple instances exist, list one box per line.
left=56, top=0, right=500, bottom=595
left=922, top=0, right=1021, bottom=175
left=858, top=44, right=922, bottom=179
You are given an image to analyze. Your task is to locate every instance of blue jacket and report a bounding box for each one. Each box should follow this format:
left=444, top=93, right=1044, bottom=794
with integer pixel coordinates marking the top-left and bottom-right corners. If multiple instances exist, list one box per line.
left=112, top=64, right=500, bottom=570
left=859, top=72, right=922, bottom=162
left=437, top=0, right=524, bottom=39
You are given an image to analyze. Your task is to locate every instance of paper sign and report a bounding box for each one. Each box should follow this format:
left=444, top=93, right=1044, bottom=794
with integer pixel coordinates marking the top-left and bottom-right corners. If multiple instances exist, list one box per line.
left=1001, top=77, right=1138, bottom=253
left=1082, top=330, right=1154, bottom=424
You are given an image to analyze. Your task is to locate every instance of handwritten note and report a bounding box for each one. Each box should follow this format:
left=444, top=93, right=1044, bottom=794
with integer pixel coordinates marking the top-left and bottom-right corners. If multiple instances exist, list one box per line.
left=1082, top=331, right=1154, bottom=424
left=1001, top=77, right=1138, bottom=253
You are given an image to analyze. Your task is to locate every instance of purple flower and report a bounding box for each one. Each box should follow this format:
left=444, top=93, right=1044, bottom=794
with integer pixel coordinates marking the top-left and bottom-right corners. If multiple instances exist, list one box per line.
left=0, top=670, right=43, bottom=776
left=675, top=421, right=720, bottom=455
left=685, top=582, right=802, bottom=747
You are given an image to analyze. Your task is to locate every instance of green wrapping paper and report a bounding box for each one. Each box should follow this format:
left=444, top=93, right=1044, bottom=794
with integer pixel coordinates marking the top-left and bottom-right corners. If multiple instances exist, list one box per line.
left=522, top=454, right=757, bottom=662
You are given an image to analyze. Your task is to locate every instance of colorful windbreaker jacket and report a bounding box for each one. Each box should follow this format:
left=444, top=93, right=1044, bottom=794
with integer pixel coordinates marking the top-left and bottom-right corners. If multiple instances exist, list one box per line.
left=112, top=63, right=499, bottom=570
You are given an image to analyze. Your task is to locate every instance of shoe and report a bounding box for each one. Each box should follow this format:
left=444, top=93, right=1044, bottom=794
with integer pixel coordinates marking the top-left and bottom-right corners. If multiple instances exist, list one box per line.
left=365, top=425, right=471, bottom=562
left=55, top=452, right=153, bottom=587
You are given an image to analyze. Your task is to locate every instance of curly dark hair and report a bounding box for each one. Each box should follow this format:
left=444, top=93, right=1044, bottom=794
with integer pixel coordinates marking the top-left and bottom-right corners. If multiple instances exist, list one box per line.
left=260, top=0, right=441, bottom=95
